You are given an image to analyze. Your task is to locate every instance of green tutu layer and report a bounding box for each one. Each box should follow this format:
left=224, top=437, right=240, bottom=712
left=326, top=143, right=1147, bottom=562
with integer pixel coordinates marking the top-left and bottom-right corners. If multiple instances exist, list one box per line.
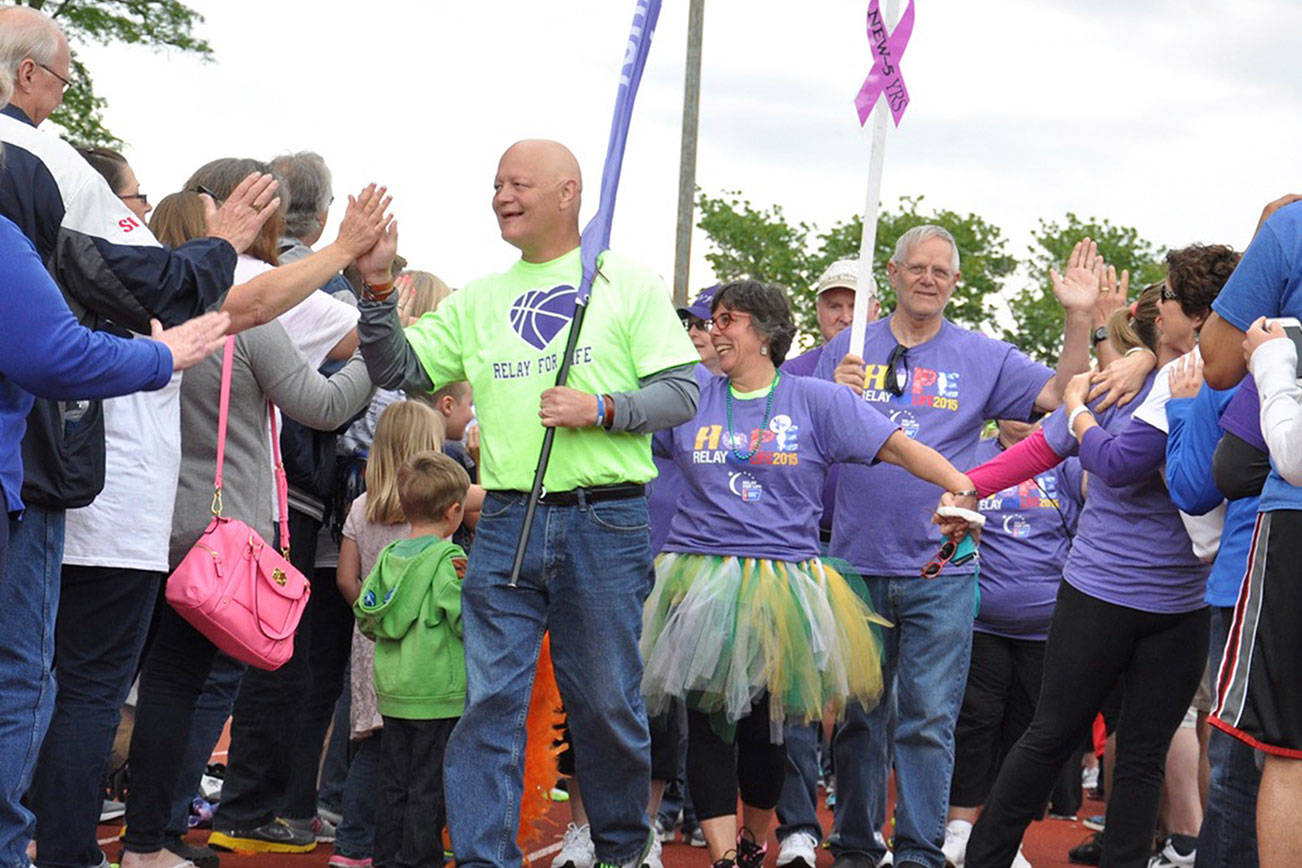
left=641, top=553, right=889, bottom=738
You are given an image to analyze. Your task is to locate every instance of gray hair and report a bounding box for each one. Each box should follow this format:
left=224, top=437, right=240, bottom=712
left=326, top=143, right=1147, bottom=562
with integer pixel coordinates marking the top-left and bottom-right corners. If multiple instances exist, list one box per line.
left=270, top=151, right=332, bottom=239
left=890, top=224, right=960, bottom=274
left=0, top=65, right=11, bottom=107
left=0, top=6, right=61, bottom=76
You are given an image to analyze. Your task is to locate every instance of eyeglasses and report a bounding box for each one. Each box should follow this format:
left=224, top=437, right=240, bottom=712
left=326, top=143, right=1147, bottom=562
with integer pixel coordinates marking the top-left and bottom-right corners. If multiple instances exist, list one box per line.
left=681, top=316, right=710, bottom=332
left=884, top=343, right=909, bottom=397
left=120, top=192, right=148, bottom=205
left=1159, top=282, right=1180, bottom=302
left=903, top=263, right=954, bottom=282
left=711, top=310, right=752, bottom=332
left=37, top=63, right=71, bottom=93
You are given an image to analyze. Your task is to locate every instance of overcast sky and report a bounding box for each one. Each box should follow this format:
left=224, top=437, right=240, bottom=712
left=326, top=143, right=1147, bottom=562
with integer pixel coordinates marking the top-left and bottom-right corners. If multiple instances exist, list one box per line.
left=71, top=0, right=1302, bottom=297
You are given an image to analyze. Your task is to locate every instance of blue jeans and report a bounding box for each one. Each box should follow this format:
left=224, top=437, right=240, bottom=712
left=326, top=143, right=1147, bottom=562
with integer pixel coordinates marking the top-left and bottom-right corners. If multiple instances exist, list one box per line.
left=1197, top=606, right=1260, bottom=868
left=445, top=492, right=654, bottom=868
left=0, top=506, right=64, bottom=868
left=831, top=574, right=974, bottom=868
left=335, top=735, right=380, bottom=859
left=32, top=566, right=162, bottom=868
left=166, top=654, right=245, bottom=838
left=776, top=723, right=822, bottom=843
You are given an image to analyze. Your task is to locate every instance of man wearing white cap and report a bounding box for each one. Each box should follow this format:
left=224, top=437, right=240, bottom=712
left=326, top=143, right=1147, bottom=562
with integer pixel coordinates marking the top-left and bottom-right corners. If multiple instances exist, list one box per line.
left=782, top=258, right=878, bottom=377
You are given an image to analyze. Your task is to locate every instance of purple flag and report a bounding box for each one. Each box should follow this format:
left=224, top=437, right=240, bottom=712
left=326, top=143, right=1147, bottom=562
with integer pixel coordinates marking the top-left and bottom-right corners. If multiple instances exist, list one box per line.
left=577, top=0, right=662, bottom=304
left=855, top=0, right=916, bottom=127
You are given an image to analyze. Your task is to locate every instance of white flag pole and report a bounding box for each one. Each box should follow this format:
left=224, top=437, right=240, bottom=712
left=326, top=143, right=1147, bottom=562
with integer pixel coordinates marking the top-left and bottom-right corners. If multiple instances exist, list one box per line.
left=849, top=0, right=900, bottom=361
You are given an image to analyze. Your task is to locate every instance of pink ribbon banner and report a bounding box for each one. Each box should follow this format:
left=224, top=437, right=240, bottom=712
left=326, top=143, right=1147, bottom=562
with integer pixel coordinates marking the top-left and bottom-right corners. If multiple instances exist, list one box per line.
left=855, top=0, right=916, bottom=127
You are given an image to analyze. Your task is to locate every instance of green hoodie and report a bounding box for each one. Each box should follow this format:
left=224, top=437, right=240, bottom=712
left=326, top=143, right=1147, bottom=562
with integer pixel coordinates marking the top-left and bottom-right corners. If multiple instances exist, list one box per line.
left=353, top=535, right=467, bottom=720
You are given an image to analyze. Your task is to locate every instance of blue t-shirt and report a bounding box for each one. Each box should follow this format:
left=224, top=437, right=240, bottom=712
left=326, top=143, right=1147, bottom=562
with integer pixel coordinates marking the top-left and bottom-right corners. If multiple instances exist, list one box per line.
left=656, top=373, right=898, bottom=561
left=1042, top=376, right=1209, bottom=613
left=971, top=437, right=1082, bottom=641
left=814, top=317, right=1052, bottom=576
left=1211, top=201, right=1302, bottom=512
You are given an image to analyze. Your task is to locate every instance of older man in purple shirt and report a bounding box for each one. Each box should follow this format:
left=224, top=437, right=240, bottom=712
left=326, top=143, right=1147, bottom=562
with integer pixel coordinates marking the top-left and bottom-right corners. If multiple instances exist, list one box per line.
left=817, top=226, right=1096, bottom=868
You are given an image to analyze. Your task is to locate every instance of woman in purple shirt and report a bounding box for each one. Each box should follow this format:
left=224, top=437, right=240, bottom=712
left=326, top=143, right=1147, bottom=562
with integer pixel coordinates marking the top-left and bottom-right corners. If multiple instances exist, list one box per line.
left=959, top=244, right=1239, bottom=868
left=642, top=281, right=978, bottom=868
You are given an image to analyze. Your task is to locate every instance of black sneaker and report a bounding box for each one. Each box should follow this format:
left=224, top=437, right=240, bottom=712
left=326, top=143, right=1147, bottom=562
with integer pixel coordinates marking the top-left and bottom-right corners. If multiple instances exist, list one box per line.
left=1068, top=831, right=1103, bottom=865
left=208, top=819, right=316, bottom=853
left=163, top=835, right=221, bottom=868
left=736, top=830, right=767, bottom=868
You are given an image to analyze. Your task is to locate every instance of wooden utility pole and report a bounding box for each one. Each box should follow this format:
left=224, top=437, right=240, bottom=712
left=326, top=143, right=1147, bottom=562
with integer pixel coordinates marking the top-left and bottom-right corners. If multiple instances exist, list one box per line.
left=672, top=0, right=705, bottom=306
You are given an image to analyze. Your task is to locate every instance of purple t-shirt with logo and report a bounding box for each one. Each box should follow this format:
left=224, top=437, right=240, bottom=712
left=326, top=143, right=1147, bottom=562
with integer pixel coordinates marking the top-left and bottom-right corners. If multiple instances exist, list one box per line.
left=970, top=438, right=1082, bottom=640
left=648, top=367, right=717, bottom=552
left=782, top=343, right=837, bottom=534
left=1218, top=374, right=1266, bottom=452
left=655, top=373, right=898, bottom=561
left=1042, top=375, right=1210, bottom=614
left=814, top=318, right=1052, bottom=576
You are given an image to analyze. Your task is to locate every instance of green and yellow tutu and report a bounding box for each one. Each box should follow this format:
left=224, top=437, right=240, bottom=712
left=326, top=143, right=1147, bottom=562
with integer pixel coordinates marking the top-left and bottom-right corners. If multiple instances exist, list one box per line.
left=641, top=553, right=889, bottom=739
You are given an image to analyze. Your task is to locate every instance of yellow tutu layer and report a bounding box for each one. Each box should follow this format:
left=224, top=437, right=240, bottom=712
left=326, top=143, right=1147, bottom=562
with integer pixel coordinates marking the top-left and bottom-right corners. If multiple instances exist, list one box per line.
left=641, top=553, right=889, bottom=738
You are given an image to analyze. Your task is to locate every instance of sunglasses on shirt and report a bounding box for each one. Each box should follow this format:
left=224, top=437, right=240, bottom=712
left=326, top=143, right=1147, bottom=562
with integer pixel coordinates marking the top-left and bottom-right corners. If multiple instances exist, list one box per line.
left=885, top=343, right=909, bottom=397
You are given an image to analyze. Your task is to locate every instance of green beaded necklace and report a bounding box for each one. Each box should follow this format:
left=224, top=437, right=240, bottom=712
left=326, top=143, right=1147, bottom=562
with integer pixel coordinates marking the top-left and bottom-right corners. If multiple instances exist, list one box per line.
left=725, top=372, right=780, bottom=461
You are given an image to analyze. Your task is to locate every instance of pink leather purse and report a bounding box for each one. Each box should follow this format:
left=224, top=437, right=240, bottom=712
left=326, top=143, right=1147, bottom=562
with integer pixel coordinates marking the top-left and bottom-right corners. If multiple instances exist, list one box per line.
left=166, top=336, right=311, bottom=670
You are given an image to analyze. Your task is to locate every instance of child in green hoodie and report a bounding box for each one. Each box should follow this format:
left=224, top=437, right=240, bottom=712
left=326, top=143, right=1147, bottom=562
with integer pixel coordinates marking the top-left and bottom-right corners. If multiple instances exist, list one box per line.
left=353, top=450, right=471, bottom=868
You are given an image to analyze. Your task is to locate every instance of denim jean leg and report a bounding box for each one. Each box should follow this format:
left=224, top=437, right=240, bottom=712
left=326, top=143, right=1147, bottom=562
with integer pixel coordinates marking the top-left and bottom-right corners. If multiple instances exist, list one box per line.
left=335, top=735, right=380, bottom=859
left=317, top=663, right=353, bottom=816
left=1197, top=606, right=1260, bottom=868
left=888, top=575, right=974, bottom=868
left=444, top=494, right=550, bottom=868
left=830, top=575, right=898, bottom=860
left=545, top=497, right=653, bottom=866
left=0, top=507, right=63, bottom=868
left=166, top=654, right=245, bottom=838
left=31, top=566, right=161, bottom=868
left=776, top=723, right=822, bottom=843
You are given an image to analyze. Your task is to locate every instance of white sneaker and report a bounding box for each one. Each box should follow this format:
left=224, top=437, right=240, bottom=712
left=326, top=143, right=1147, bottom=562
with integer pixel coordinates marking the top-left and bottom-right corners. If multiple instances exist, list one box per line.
left=1147, top=838, right=1195, bottom=867
left=776, top=831, right=819, bottom=868
left=1012, top=846, right=1033, bottom=868
left=942, top=819, right=971, bottom=868
left=552, top=823, right=596, bottom=868
left=641, top=835, right=663, bottom=868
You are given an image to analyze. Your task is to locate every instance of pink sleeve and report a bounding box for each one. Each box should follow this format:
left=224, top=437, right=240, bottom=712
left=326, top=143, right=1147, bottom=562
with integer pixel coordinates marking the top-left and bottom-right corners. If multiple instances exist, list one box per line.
left=967, top=428, right=1066, bottom=497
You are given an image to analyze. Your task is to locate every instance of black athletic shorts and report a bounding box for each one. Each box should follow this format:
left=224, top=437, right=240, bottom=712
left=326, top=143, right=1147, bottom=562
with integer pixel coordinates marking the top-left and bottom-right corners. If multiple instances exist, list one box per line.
left=1211, top=510, right=1302, bottom=758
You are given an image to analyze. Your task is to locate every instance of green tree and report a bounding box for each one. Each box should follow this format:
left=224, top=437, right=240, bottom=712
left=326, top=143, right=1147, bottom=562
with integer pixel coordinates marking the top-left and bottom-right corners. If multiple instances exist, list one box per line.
left=697, top=192, right=1016, bottom=344
left=1003, top=213, right=1167, bottom=362
left=16, top=0, right=213, bottom=146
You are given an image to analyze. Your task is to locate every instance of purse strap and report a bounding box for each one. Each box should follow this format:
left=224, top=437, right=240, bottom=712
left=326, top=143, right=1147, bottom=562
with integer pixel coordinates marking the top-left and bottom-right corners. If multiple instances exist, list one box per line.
left=211, top=335, right=293, bottom=556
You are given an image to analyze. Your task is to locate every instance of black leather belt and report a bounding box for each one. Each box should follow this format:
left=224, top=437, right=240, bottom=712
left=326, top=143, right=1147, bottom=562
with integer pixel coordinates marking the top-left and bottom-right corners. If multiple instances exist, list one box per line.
left=489, top=482, right=646, bottom=506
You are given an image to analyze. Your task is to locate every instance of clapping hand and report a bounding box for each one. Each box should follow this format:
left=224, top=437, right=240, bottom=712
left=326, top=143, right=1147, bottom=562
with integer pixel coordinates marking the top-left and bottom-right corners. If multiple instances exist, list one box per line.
left=1050, top=239, right=1103, bottom=315
left=203, top=172, right=280, bottom=254
left=1095, top=263, right=1129, bottom=328
left=151, top=312, right=230, bottom=372
left=336, top=184, right=393, bottom=260
left=1168, top=353, right=1204, bottom=399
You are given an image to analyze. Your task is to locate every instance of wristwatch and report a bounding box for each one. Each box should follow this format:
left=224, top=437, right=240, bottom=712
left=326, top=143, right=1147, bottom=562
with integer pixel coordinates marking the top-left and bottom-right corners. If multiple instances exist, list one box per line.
left=1091, top=326, right=1109, bottom=346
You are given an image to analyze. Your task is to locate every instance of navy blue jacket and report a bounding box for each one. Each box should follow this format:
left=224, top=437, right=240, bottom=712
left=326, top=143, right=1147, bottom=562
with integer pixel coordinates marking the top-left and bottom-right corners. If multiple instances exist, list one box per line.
left=0, top=104, right=236, bottom=507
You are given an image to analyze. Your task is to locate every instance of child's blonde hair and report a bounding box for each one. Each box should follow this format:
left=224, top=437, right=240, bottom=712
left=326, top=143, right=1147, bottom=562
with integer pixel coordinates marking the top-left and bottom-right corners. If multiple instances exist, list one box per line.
left=365, top=401, right=445, bottom=525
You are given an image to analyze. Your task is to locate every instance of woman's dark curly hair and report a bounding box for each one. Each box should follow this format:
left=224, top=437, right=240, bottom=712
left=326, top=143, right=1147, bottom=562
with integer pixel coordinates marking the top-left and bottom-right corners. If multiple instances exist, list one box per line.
left=711, top=280, right=798, bottom=366
left=1165, top=243, right=1240, bottom=319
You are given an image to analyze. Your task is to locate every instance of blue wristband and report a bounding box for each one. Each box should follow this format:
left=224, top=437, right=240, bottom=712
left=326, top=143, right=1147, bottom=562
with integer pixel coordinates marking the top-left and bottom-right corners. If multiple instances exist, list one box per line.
left=595, top=393, right=605, bottom=427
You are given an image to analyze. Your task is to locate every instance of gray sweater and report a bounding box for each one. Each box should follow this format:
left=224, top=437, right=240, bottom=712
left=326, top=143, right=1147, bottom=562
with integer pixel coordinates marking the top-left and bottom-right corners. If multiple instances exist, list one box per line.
left=170, top=318, right=374, bottom=566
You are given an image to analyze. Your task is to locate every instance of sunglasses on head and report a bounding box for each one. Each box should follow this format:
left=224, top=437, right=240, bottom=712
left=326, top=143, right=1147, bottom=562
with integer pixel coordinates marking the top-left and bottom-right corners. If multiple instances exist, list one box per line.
left=885, top=343, right=909, bottom=397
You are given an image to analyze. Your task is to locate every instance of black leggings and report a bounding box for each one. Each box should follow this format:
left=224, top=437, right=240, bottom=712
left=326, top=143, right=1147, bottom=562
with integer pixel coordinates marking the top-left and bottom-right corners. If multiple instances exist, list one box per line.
left=686, top=696, right=786, bottom=820
left=966, top=581, right=1208, bottom=868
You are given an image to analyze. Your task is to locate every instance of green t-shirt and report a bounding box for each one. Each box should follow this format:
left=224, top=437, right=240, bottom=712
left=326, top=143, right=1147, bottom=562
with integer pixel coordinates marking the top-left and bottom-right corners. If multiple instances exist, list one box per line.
left=404, top=247, right=699, bottom=491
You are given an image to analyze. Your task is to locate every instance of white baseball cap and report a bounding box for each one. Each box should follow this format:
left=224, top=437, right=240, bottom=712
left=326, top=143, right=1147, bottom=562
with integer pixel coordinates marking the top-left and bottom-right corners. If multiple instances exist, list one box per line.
left=813, top=258, right=875, bottom=297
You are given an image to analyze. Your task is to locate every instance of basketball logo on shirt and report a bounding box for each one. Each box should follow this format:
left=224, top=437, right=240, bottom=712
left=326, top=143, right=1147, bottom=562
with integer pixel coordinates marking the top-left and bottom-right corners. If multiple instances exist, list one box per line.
left=508, top=284, right=577, bottom=350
